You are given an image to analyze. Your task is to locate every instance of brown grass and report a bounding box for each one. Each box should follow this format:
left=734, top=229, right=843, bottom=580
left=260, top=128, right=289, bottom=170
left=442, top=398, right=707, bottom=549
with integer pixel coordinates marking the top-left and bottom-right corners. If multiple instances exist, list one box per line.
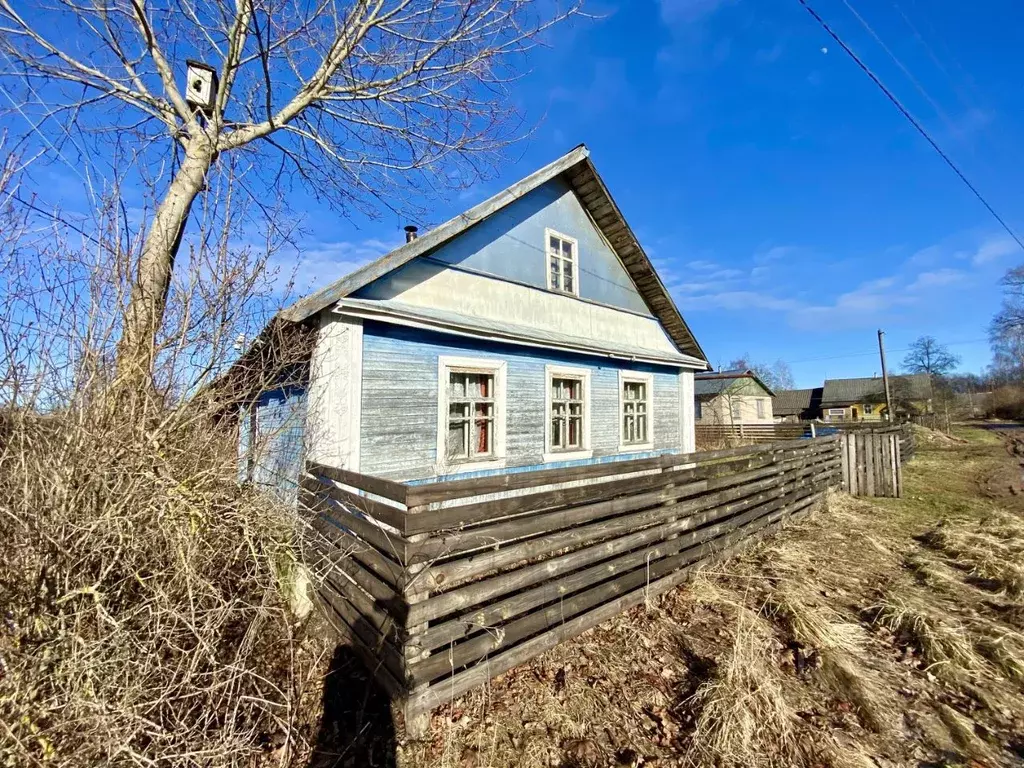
left=682, top=577, right=795, bottom=768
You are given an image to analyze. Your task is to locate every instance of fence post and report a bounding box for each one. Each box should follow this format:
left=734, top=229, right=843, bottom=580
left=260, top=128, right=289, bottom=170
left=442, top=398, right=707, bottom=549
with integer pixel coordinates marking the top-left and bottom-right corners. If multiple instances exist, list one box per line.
left=810, top=422, right=816, bottom=439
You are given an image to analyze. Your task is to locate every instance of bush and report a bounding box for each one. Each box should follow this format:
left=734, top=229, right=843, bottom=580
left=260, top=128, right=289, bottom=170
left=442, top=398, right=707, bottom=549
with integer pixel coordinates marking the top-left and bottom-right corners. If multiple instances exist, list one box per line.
left=984, top=386, right=1024, bottom=420
left=0, top=401, right=327, bottom=767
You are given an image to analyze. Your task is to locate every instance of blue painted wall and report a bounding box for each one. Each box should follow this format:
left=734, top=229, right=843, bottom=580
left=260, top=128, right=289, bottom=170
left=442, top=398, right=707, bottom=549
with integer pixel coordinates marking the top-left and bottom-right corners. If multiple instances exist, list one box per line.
left=360, top=321, right=682, bottom=481
left=355, top=178, right=651, bottom=315
left=239, top=384, right=308, bottom=501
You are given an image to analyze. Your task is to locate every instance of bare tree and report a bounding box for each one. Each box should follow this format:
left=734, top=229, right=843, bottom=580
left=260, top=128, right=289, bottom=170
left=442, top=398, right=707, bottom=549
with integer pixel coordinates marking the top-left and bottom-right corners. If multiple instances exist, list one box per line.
left=726, top=354, right=795, bottom=391
left=0, top=0, right=581, bottom=391
left=991, top=265, right=1024, bottom=380
left=901, top=335, right=959, bottom=377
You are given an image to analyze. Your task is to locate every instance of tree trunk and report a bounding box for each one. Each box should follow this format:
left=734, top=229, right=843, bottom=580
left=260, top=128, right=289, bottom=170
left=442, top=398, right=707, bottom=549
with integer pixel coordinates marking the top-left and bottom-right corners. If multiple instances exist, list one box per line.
left=115, top=139, right=215, bottom=391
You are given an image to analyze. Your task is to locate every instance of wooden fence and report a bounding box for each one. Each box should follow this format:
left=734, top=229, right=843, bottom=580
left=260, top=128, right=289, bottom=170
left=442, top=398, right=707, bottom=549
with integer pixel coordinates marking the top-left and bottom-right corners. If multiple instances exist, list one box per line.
left=838, top=428, right=902, bottom=498
left=300, top=436, right=850, bottom=736
left=694, top=422, right=815, bottom=445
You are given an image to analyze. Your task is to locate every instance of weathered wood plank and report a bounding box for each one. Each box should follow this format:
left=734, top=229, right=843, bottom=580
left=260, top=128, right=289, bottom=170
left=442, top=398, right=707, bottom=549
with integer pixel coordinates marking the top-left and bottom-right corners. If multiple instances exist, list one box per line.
left=412, top=472, right=835, bottom=653
left=404, top=490, right=825, bottom=714
left=406, top=441, right=837, bottom=535
left=405, top=446, right=836, bottom=560
left=315, top=586, right=407, bottom=687
left=408, top=460, right=837, bottom=631
left=307, top=461, right=409, bottom=504
left=309, top=514, right=405, bottom=589
left=421, top=451, right=839, bottom=588
left=307, top=489, right=410, bottom=564
left=405, top=437, right=837, bottom=510
left=307, top=472, right=409, bottom=532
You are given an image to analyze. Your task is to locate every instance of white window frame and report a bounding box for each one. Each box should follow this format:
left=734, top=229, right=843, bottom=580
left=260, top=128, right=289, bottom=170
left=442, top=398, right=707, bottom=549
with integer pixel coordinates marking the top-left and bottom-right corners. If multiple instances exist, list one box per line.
left=544, top=364, right=592, bottom=462
left=618, top=370, right=654, bottom=452
left=544, top=228, right=580, bottom=297
left=436, top=356, right=507, bottom=472
left=755, top=398, right=766, bottom=419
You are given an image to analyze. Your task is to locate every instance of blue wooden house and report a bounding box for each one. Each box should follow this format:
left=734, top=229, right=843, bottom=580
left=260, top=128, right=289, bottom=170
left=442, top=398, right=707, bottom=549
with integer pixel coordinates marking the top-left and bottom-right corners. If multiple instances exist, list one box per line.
left=239, top=145, right=709, bottom=491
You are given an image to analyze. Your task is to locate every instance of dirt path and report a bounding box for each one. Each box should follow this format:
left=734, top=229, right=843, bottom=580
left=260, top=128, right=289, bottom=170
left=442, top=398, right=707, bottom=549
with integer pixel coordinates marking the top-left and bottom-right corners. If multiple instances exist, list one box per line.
left=392, top=426, right=1024, bottom=768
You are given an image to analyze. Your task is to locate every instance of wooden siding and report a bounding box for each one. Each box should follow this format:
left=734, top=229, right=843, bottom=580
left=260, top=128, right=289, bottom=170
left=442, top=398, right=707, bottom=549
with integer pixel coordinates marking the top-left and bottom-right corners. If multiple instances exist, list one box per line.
left=360, top=322, right=682, bottom=481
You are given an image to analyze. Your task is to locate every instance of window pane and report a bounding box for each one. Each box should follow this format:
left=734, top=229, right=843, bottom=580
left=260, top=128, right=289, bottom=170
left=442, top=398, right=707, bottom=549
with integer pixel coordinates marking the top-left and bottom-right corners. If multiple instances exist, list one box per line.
left=446, top=422, right=468, bottom=459
left=550, top=256, right=560, bottom=286
left=637, top=414, right=647, bottom=442
left=561, top=239, right=573, bottom=259
left=551, top=417, right=562, bottom=448
left=449, top=372, right=466, bottom=398
left=568, top=416, right=582, bottom=447
left=549, top=235, right=560, bottom=253
left=449, top=402, right=468, bottom=419
left=474, top=416, right=492, bottom=455
left=564, top=271, right=574, bottom=293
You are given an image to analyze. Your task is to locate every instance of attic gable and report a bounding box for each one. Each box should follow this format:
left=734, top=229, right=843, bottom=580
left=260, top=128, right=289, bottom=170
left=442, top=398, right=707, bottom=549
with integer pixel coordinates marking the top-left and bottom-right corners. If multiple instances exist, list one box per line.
left=281, top=145, right=707, bottom=363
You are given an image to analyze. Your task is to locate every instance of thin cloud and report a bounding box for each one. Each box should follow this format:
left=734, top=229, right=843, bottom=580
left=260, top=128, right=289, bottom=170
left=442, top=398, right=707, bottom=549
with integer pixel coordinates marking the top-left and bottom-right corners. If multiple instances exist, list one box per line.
left=970, top=235, right=1019, bottom=266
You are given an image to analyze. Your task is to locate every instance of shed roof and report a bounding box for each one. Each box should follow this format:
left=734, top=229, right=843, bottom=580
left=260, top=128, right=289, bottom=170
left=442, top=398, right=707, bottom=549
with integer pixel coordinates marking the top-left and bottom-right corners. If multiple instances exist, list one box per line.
left=820, top=373, right=932, bottom=405
left=280, top=144, right=707, bottom=363
left=772, top=388, right=823, bottom=416
left=694, top=369, right=775, bottom=397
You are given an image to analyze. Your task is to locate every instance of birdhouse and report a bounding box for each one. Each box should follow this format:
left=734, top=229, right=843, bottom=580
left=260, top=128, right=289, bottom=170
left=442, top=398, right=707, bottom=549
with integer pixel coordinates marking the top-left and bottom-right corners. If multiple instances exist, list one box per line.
left=185, top=60, right=217, bottom=113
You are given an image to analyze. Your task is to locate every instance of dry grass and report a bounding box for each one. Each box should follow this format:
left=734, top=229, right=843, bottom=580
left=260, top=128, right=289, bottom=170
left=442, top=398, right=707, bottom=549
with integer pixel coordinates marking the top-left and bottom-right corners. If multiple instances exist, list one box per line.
left=681, top=577, right=795, bottom=768
left=868, top=591, right=985, bottom=678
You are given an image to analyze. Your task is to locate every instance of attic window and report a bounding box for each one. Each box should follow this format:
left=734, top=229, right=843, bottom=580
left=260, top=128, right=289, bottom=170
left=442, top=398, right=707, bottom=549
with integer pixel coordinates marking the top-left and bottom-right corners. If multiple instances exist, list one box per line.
left=546, top=229, right=578, bottom=296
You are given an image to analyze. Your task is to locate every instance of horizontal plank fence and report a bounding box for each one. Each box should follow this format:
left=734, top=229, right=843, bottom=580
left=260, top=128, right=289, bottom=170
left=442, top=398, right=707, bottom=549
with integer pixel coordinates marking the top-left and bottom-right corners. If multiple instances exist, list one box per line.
left=299, top=435, right=855, bottom=736
left=694, top=422, right=814, bottom=446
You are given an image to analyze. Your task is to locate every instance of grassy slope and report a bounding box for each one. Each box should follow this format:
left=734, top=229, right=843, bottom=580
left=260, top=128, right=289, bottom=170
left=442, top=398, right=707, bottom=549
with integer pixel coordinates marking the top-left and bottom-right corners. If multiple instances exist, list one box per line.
left=397, top=426, right=1024, bottom=768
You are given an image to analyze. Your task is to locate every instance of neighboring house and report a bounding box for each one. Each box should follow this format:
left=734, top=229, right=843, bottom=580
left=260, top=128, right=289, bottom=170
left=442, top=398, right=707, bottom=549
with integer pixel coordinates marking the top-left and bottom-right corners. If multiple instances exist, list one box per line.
left=772, top=388, right=822, bottom=423
left=232, top=145, right=709, bottom=491
left=819, top=373, right=933, bottom=423
left=694, top=370, right=775, bottom=426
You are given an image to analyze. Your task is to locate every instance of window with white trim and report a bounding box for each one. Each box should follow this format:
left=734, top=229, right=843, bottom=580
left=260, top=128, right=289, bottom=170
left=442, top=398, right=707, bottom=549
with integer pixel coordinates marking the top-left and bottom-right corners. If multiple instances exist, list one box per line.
left=446, top=371, right=494, bottom=460
left=550, top=376, right=585, bottom=450
left=619, top=371, right=654, bottom=449
left=437, top=357, right=506, bottom=468
left=756, top=398, right=766, bottom=419
left=546, top=229, right=578, bottom=296
left=731, top=399, right=742, bottom=421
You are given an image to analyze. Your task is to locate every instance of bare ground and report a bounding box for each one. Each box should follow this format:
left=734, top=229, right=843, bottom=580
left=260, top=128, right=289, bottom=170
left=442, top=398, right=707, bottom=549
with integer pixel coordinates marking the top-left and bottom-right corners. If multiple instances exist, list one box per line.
left=307, top=425, right=1024, bottom=768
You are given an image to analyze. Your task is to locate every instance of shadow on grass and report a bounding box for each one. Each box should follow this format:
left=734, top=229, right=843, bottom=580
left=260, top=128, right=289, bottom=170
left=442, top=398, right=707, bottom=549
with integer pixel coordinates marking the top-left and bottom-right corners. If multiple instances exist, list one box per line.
left=307, top=644, right=397, bottom=768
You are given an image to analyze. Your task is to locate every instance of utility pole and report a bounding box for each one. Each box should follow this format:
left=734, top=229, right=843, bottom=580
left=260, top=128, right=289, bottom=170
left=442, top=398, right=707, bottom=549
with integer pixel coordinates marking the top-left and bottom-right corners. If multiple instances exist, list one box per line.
left=878, top=329, right=894, bottom=422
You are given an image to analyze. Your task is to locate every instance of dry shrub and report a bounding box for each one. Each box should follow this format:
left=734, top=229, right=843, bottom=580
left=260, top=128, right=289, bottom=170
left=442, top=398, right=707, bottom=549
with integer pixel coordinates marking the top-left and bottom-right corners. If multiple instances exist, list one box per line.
left=682, top=578, right=795, bottom=768
left=0, top=146, right=329, bottom=766
left=0, top=402, right=326, bottom=766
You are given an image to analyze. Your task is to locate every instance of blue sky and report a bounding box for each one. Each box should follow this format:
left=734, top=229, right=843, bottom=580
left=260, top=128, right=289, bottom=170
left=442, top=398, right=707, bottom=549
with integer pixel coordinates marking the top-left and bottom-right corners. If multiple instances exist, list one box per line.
left=9, top=0, right=1024, bottom=388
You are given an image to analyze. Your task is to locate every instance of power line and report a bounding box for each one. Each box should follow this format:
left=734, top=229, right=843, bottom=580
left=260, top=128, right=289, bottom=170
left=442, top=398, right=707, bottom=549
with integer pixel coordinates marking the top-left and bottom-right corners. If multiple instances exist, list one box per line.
left=784, top=335, right=989, bottom=366
left=797, top=0, right=1024, bottom=254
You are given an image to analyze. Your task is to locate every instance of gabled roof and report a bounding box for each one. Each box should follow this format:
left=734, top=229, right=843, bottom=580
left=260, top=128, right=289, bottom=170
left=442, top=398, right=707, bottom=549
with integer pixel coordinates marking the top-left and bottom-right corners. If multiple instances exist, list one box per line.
left=694, top=369, right=775, bottom=397
left=280, top=145, right=707, bottom=363
left=772, top=388, right=823, bottom=416
left=820, top=373, right=932, bottom=405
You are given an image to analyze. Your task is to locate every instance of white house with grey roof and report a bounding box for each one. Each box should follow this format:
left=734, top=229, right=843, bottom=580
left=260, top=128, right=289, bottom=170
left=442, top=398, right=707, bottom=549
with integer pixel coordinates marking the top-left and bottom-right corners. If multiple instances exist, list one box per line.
left=235, top=145, right=710, bottom=490
left=694, top=369, right=775, bottom=427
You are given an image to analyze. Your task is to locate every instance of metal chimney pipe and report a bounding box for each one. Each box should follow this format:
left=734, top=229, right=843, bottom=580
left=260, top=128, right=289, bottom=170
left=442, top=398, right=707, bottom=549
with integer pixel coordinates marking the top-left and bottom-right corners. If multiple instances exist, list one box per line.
left=404, top=225, right=418, bottom=243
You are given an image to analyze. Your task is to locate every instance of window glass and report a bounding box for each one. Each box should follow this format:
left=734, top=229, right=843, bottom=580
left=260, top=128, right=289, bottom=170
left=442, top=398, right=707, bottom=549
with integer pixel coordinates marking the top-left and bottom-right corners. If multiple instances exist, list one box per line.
left=622, top=380, right=649, bottom=445
left=446, top=370, right=495, bottom=461
left=547, top=233, right=577, bottom=295
left=551, top=376, right=584, bottom=450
